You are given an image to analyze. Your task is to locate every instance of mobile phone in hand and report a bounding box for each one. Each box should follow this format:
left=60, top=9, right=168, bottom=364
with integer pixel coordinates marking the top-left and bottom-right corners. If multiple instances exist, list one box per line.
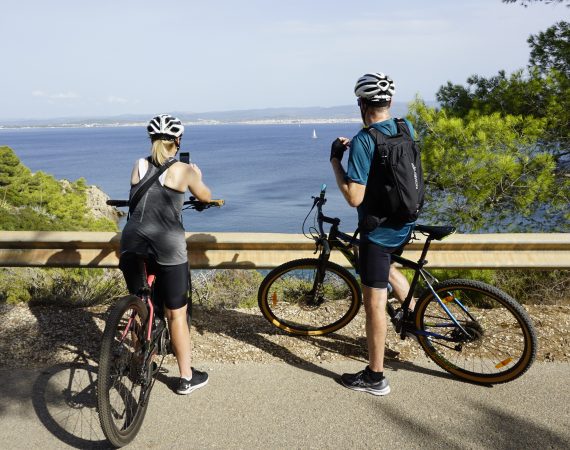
left=179, top=152, right=190, bottom=164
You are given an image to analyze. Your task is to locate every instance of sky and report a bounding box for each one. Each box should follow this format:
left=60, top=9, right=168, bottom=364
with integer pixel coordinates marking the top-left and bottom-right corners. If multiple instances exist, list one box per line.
left=0, top=0, right=566, bottom=120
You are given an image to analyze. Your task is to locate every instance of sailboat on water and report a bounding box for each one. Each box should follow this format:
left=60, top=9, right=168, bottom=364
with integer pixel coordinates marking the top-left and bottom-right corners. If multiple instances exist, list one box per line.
left=312, top=129, right=317, bottom=139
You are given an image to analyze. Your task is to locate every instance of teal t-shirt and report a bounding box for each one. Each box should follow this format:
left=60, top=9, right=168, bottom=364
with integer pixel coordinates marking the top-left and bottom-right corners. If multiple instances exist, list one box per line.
left=346, top=118, right=415, bottom=247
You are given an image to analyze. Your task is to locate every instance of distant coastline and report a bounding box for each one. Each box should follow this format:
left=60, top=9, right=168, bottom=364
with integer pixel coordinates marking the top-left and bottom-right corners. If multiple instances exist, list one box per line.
left=0, top=101, right=426, bottom=130
left=0, top=117, right=362, bottom=130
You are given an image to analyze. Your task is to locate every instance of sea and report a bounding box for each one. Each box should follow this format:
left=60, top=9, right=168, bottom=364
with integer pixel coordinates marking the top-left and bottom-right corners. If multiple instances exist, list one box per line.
left=0, top=124, right=363, bottom=233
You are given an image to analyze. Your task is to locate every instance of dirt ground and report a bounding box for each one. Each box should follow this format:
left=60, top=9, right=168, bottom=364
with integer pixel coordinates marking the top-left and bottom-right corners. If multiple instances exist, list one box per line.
left=1, top=302, right=568, bottom=370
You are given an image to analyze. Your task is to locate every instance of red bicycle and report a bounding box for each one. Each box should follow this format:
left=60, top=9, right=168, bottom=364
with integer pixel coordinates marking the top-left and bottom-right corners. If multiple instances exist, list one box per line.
left=97, top=197, right=223, bottom=447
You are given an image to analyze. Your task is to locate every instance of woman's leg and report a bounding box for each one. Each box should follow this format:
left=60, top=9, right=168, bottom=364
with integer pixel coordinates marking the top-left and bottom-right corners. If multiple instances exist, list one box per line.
left=165, top=305, right=192, bottom=379
left=154, top=261, right=193, bottom=379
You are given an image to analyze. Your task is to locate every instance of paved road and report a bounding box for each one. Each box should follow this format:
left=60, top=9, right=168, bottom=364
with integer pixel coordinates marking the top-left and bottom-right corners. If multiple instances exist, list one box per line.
left=0, top=360, right=568, bottom=449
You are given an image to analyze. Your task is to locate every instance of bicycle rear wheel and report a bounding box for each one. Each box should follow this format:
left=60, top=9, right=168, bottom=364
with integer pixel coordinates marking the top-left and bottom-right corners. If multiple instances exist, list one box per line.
left=414, top=279, right=537, bottom=384
left=97, top=295, right=152, bottom=447
left=258, top=258, right=361, bottom=335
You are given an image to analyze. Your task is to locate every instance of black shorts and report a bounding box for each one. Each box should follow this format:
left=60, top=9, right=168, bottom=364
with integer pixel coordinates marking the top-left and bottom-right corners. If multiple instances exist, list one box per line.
left=358, top=236, right=405, bottom=289
left=119, top=253, right=190, bottom=311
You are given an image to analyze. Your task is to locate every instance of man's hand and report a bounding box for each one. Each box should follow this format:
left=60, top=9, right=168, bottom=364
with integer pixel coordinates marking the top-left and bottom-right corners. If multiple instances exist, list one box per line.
left=330, top=137, right=350, bottom=162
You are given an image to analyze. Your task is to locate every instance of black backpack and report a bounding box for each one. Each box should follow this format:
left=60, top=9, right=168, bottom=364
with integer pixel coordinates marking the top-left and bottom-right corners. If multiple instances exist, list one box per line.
left=360, top=118, right=425, bottom=231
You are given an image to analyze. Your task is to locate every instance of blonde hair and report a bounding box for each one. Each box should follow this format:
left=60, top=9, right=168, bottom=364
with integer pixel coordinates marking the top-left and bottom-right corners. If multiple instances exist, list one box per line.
left=151, top=139, right=178, bottom=166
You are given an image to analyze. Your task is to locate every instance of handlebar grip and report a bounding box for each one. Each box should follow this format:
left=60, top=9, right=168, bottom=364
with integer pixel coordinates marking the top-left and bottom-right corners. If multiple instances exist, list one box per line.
left=209, top=199, right=224, bottom=207
left=106, top=200, right=129, bottom=207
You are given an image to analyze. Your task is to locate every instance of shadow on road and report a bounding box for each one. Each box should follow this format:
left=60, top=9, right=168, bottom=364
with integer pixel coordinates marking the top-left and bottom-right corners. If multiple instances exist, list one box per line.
left=192, top=307, right=455, bottom=382
left=371, top=396, right=569, bottom=449
left=23, top=303, right=113, bottom=448
left=1, top=300, right=486, bottom=449
left=31, top=354, right=109, bottom=449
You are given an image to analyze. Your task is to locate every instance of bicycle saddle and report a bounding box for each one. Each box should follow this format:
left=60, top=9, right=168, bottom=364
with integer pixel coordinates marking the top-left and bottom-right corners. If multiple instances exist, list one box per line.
left=414, top=224, right=456, bottom=240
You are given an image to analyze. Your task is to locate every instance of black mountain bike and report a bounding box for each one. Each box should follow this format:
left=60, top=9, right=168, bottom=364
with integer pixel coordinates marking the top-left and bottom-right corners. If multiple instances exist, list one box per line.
left=97, top=197, right=223, bottom=447
left=258, top=186, right=537, bottom=384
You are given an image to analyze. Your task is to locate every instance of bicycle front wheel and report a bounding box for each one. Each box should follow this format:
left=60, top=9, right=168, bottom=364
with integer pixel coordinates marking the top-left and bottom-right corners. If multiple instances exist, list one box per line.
left=97, top=295, right=151, bottom=447
left=415, top=279, right=537, bottom=384
left=258, top=258, right=362, bottom=335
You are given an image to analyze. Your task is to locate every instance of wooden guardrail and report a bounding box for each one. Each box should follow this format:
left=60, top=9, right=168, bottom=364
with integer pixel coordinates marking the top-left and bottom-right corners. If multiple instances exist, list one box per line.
left=0, top=231, right=569, bottom=269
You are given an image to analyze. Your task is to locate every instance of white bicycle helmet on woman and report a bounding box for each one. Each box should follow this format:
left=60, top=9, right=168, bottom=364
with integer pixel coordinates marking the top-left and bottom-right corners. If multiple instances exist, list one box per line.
left=147, top=114, right=184, bottom=142
left=354, top=72, right=395, bottom=104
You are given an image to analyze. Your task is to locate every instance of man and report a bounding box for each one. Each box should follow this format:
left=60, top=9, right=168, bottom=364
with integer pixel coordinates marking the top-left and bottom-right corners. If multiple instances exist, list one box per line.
left=330, top=72, right=416, bottom=396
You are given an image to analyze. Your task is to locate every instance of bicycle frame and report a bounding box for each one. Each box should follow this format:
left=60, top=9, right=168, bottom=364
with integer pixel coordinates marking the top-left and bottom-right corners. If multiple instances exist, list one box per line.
left=310, top=189, right=473, bottom=341
left=117, top=270, right=165, bottom=406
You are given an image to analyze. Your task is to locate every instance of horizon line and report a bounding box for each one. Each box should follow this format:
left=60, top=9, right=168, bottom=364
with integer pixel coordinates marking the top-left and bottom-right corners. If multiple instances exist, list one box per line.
left=0, top=100, right=437, bottom=124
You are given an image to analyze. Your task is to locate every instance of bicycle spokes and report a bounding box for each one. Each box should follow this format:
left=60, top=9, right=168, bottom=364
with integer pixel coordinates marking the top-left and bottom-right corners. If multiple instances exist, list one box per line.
left=98, top=297, right=152, bottom=447
left=416, top=280, right=536, bottom=384
left=258, top=259, right=361, bottom=335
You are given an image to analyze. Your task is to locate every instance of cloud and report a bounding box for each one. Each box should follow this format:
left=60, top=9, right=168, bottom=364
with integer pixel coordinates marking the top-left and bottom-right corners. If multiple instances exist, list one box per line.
left=106, top=95, right=128, bottom=104
left=32, top=90, right=80, bottom=100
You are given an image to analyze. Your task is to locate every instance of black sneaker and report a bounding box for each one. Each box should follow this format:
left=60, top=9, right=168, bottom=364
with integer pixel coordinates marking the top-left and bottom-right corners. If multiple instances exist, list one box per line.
left=176, top=368, right=209, bottom=395
left=340, top=370, right=390, bottom=396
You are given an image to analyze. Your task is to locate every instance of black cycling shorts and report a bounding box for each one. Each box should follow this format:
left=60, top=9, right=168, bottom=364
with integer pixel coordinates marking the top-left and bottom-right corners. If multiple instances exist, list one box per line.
left=119, top=253, right=190, bottom=311
left=359, top=236, right=404, bottom=289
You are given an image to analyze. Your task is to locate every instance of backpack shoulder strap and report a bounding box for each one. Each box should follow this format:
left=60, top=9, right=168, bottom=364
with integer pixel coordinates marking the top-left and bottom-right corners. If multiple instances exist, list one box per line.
left=394, top=118, right=414, bottom=140
left=364, top=126, right=388, bottom=145
left=128, top=157, right=176, bottom=216
left=364, top=126, right=391, bottom=166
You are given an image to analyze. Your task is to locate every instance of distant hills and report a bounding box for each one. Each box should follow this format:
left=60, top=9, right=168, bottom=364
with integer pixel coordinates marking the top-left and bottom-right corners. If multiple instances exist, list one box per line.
left=0, top=101, right=432, bottom=128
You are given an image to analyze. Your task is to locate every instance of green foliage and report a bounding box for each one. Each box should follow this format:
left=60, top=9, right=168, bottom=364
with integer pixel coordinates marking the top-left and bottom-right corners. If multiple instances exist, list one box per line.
left=29, top=268, right=126, bottom=307
left=527, top=21, right=570, bottom=76
left=436, top=22, right=570, bottom=154
left=408, top=99, right=568, bottom=232
left=192, top=269, right=264, bottom=308
left=0, top=146, right=117, bottom=231
left=0, top=269, right=33, bottom=303
left=0, top=268, right=126, bottom=306
left=491, top=269, right=569, bottom=305
left=422, top=22, right=570, bottom=232
left=436, top=68, right=569, bottom=147
left=0, top=147, right=119, bottom=305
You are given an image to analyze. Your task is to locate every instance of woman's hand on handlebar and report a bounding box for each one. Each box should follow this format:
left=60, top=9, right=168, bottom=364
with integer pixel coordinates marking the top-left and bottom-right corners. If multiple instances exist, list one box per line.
left=106, top=198, right=224, bottom=211
left=184, top=197, right=224, bottom=211
left=106, top=199, right=129, bottom=207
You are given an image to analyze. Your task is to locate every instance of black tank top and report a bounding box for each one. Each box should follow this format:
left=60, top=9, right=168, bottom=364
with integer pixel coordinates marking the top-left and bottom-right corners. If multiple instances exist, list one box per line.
left=120, top=158, right=187, bottom=265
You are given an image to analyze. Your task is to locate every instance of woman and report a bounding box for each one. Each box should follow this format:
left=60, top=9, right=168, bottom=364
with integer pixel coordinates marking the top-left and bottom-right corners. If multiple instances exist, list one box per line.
left=119, top=114, right=211, bottom=395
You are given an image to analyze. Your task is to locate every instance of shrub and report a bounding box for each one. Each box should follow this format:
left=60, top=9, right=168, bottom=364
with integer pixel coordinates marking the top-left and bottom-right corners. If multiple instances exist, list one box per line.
left=0, top=267, right=126, bottom=307
left=192, top=269, right=264, bottom=309
left=408, top=268, right=569, bottom=305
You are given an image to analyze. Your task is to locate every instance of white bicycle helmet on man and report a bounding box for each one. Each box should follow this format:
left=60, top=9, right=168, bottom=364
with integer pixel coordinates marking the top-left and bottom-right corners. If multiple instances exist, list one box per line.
left=354, top=73, right=395, bottom=104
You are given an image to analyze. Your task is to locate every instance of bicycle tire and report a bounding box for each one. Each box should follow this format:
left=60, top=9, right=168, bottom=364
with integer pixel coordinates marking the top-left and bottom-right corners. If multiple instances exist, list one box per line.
left=98, top=295, right=151, bottom=447
left=414, top=279, right=537, bottom=384
left=258, top=258, right=362, bottom=335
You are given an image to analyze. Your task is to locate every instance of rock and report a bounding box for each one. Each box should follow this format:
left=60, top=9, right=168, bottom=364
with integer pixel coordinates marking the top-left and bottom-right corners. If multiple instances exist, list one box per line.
left=85, top=185, right=124, bottom=223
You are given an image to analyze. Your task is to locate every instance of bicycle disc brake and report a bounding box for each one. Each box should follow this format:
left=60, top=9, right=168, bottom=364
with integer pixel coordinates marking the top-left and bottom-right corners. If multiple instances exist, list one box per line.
left=451, top=320, right=484, bottom=350
left=299, top=285, right=325, bottom=311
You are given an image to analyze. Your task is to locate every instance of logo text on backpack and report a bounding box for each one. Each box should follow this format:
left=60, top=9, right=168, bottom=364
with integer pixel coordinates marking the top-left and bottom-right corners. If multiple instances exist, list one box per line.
left=411, top=162, right=419, bottom=190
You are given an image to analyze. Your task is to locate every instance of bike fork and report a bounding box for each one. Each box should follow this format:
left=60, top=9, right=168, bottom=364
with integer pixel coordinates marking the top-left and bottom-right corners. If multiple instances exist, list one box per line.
left=311, top=239, right=331, bottom=294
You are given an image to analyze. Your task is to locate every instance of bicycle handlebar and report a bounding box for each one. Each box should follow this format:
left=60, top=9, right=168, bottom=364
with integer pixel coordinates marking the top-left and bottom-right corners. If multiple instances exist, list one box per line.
left=309, top=185, right=456, bottom=242
left=106, top=197, right=224, bottom=210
